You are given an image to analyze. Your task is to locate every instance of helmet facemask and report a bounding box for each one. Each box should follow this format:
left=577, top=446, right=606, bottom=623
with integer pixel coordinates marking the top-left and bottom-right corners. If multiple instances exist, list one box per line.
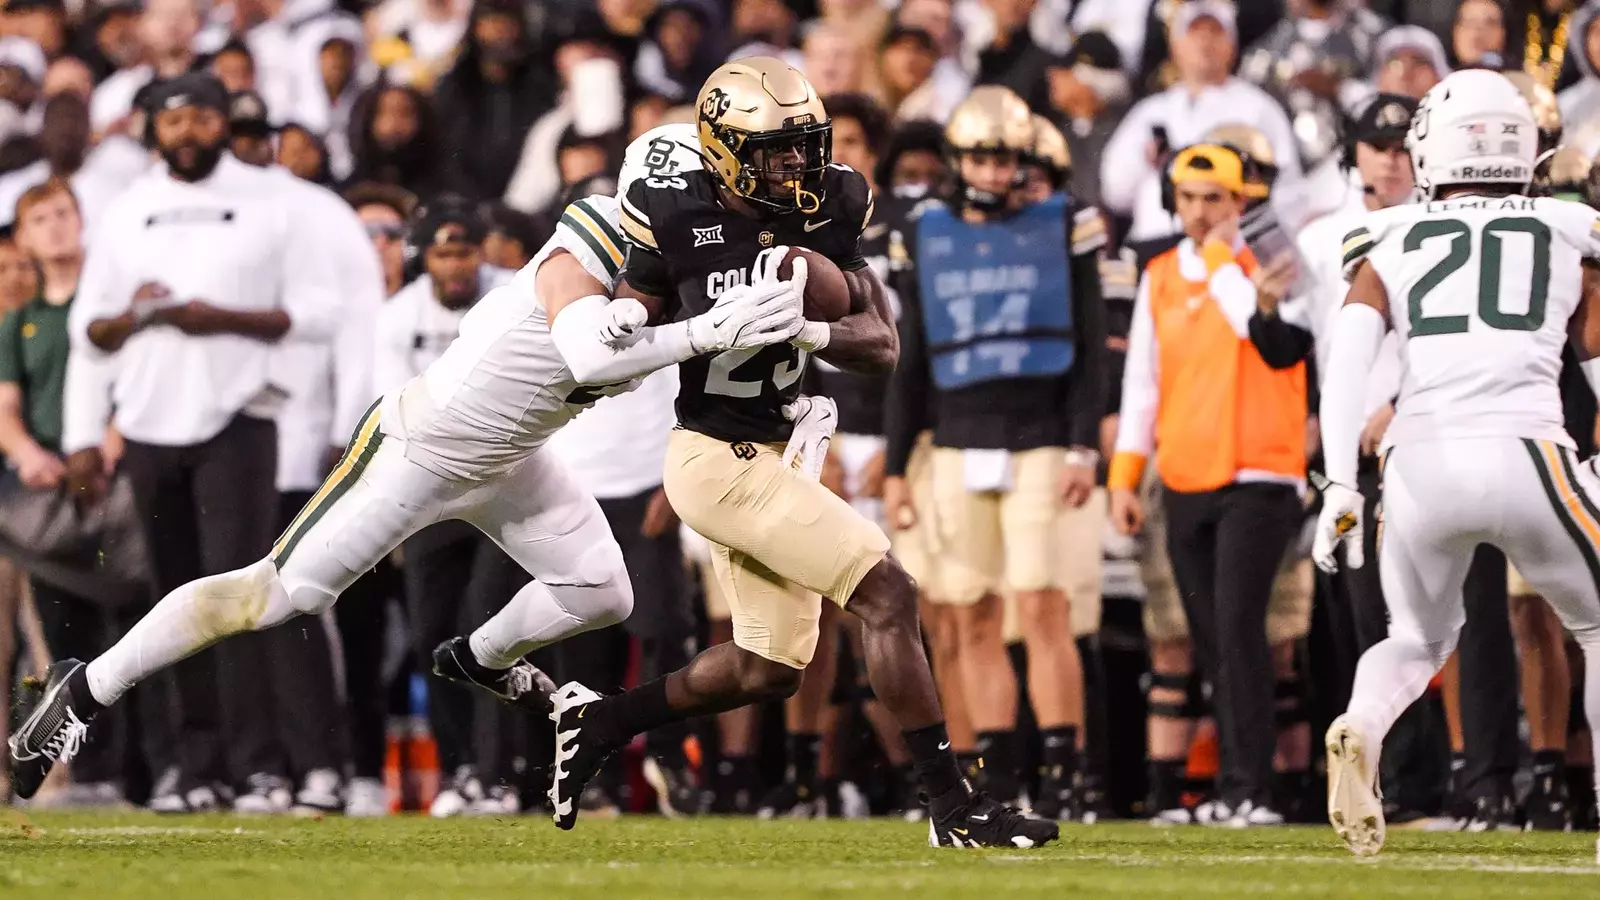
left=716, top=119, right=833, bottom=215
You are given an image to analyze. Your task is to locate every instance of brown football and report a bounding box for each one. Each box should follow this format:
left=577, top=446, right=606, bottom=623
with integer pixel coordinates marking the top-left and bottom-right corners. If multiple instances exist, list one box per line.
left=778, top=247, right=853, bottom=322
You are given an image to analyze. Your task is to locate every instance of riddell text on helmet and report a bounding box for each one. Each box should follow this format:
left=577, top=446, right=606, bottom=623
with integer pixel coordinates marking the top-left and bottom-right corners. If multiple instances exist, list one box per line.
left=1457, top=165, right=1528, bottom=179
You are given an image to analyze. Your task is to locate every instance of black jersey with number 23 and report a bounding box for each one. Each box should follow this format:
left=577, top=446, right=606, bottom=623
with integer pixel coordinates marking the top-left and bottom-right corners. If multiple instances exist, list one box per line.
left=618, top=164, right=873, bottom=443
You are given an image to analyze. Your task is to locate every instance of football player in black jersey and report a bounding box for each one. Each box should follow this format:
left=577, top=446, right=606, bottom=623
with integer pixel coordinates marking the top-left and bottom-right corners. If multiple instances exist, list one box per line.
left=883, top=87, right=1110, bottom=821
left=547, top=57, right=1055, bottom=848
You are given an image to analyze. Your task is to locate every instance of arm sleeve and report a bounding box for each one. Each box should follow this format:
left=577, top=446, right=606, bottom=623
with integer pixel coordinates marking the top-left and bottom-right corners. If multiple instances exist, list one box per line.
left=60, top=347, right=115, bottom=455
left=1066, top=248, right=1108, bottom=447
left=884, top=244, right=930, bottom=477
left=1248, top=308, right=1316, bottom=369
left=1099, top=99, right=1157, bottom=216
left=332, top=221, right=385, bottom=443
left=1107, top=272, right=1159, bottom=490
left=550, top=295, right=699, bottom=385
left=280, top=206, right=342, bottom=343
left=71, top=220, right=129, bottom=360
left=1320, top=303, right=1388, bottom=486
left=1202, top=240, right=1260, bottom=337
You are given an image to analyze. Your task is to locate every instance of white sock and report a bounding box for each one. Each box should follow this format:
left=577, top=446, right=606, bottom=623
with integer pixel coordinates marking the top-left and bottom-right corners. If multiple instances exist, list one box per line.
left=86, top=559, right=299, bottom=706
left=469, top=579, right=630, bottom=669
left=1344, top=634, right=1450, bottom=746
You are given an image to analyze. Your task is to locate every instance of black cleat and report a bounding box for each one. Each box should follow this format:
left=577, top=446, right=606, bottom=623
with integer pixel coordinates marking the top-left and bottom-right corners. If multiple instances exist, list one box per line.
left=928, top=787, right=1060, bottom=848
left=431, top=637, right=556, bottom=714
left=548, top=681, right=621, bottom=830
left=756, top=778, right=823, bottom=819
left=1525, top=771, right=1573, bottom=832
left=8, top=660, right=98, bottom=800
left=1032, top=765, right=1074, bottom=821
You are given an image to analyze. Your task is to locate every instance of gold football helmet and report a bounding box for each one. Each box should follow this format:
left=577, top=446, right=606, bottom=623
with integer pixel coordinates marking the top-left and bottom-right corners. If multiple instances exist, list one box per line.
left=1203, top=123, right=1274, bottom=200
left=945, top=86, right=1035, bottom=155
left=1503, top=70, right=1562, bottom=152
left=696, top=57, right=831, bottom=215
left=1028, top=114, right=1071, bottom=187
left=1532, top=145, right=1594, bottom=200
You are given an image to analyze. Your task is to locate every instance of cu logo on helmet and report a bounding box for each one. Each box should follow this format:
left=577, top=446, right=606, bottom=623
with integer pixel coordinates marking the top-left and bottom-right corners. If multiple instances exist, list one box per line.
left=701, top=88, right=733, bottom=123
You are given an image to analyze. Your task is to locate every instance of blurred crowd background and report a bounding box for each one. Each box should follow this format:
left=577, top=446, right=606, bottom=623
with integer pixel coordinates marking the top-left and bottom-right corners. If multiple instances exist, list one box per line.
left=1, top=0, right=1599, bottom=834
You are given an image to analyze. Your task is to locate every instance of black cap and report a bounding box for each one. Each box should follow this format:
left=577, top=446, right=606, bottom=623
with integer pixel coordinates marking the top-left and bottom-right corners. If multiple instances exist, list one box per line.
left=880, top=24, right=937, bottom=54
left=1061, top=30, right=1122, bottom=72
left=147, top=73, right=229, bottom=118
left=227, top=90, right=273, bottom=135
left=410, top=194, right=487, bottom=249
left=1351, top=93, right=1416, bottom=148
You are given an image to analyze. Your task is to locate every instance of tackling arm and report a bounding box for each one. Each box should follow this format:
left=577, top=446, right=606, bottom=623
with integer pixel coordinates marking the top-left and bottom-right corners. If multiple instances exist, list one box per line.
left=544, top=251, right=697, bottom=385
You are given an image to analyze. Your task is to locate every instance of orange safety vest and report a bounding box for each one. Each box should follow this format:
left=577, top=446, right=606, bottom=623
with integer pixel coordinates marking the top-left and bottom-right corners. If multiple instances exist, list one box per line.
left=1134, top=244, right=1307, bottom=494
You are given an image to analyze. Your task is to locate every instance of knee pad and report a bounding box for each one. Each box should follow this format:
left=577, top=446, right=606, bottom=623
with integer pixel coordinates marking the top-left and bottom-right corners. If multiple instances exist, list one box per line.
left=547, top=535, right=629, bottom=590
left=1274, top=677, right=1308, bottom=728
left=1143, top=670, right=1204, bottom=719
left=548, top=574, right=635, bottom=630
left=276, top=563, right=340, bottom=617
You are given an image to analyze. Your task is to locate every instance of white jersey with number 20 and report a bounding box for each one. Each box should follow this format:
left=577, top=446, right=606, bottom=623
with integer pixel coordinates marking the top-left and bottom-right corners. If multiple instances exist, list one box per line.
left=1345, top=194, right=1600, bottom=450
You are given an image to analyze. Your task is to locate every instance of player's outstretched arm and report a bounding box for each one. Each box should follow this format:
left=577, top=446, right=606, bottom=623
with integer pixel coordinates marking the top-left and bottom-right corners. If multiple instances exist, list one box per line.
left=1320, top=261, right=1391, bottom=490
left=546, top=251, right=801, bottom=385
left=795, top=266, right=898, bottom=374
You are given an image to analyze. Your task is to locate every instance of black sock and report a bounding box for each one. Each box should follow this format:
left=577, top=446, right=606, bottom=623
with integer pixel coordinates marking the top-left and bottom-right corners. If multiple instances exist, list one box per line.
left=1533, top=749, right=1565, bottom=776
left=1147, top=759, right=1187, bottom=811
left=787, top=732, right=821, bottom=788
left=975, top=730, right=1018, bottom=798
left=588, top=677, right=673, bottom=746
left=67, top=664, right=105, bottom=716
left=902, top=722, right=965, bottom=799
left=1041, top=726, right=1078, bottom=775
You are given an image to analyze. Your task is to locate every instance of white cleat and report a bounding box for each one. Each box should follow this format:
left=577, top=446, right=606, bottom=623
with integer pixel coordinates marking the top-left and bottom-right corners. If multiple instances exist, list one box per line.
left=1326, top=715, right=1386, bottom=858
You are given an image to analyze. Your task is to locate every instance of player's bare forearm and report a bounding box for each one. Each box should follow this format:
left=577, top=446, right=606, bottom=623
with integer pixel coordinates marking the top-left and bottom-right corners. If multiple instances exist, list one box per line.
left=1572, top=262, right=1600, bottom=361
left=816, top=267, right=897, bottom=374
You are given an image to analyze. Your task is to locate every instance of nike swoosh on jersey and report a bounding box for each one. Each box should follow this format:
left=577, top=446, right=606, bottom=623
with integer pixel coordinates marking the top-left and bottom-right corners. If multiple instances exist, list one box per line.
left=804, top=219, right=832, bottom=232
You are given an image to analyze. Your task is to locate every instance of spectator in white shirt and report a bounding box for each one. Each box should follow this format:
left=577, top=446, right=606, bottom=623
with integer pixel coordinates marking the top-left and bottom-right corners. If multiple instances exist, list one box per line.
left=286, top=14, right=372, bottom=182
left=224, top=87, right=383, bottom=815
left=89, top=0, right=202, bottom=137
left=60, top=73, right=340, bottom=814
left=1099, top=0, right=1301, bottom=244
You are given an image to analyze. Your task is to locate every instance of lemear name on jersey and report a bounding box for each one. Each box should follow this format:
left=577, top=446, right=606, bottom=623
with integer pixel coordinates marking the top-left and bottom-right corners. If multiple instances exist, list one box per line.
left=1357, top=193, right=1600, bottom=450
left=617, top=164, right=873, bottom=443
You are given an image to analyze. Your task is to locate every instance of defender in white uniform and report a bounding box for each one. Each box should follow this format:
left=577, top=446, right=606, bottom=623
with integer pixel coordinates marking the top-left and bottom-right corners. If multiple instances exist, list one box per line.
left=6, top=126, right=812, bottom=799
left=1314, top=70, right=1600, bottom=862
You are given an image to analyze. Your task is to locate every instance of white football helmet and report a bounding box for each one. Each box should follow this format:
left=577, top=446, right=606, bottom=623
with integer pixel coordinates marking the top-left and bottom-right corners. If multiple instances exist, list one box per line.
left=1407, top=69, right=1537, bottom=198
left=617, top=123, right=705, bottom=198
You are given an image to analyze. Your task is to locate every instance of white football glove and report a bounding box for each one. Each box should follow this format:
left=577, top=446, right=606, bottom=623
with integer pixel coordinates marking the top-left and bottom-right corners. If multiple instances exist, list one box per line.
left=597, top=297, right=648, bottom=345
left=689, top=280, right=803, bottom=354
left=1312, top=481, right=1365, bottom=573
left=781, top=396, right=838, bottom=481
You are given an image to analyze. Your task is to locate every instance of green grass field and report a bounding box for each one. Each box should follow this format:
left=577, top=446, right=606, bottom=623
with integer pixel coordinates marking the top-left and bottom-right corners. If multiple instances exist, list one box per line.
left=3, top=812, right=1598, bottom=898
